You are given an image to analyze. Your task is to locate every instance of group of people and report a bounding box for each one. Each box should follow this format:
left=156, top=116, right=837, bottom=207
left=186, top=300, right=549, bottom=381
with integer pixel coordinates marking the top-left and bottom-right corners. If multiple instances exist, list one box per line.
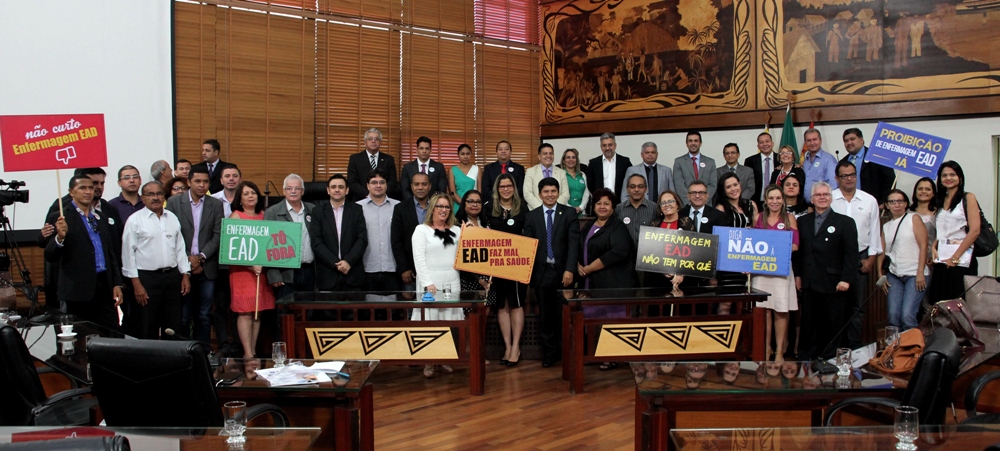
left=37, top=125, right=984, bottom=371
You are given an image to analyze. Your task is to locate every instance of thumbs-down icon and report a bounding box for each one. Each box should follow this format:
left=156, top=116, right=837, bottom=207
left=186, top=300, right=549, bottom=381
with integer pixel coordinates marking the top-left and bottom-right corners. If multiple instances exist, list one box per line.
left=55, top=146, right=77, bottom=165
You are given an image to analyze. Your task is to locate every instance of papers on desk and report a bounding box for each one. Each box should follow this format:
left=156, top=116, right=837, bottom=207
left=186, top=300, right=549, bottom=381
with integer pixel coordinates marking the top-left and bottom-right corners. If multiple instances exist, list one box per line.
left=309, top=361, right=346, bottom=373
left=825, top=342, right=876, bottom=369
left=254, top=366, right=331, bottom=387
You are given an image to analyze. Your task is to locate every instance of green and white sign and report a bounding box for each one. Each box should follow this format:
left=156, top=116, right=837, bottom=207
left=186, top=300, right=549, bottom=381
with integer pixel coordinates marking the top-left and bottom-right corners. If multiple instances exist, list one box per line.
left=220, top=219, right=302, bottom=269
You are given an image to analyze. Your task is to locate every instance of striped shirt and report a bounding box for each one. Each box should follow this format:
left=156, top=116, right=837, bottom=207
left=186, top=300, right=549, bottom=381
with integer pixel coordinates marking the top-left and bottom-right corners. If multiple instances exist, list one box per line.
left=614, top=198, right=661, bottom=242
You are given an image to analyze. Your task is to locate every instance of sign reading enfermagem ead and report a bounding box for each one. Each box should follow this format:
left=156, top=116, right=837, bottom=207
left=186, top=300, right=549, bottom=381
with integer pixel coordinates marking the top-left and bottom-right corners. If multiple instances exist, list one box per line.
left=635, top=226, right=718, bottom=278
left=220, top=219, right=302, bottom=268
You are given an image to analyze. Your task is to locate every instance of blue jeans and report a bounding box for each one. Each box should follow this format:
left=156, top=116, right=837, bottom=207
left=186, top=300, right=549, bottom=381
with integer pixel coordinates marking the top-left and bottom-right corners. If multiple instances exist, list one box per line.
left=886, top=273, right=929, bottom=330
left=181, top=273, right=215, bottom=351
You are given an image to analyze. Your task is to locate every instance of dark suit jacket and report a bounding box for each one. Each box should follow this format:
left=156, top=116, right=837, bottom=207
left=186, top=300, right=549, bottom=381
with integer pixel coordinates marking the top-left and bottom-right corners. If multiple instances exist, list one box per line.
left=390, top=199, right=423, bottom=276
left=795, top=210, right=859, bottom=294
left=839, top=147, right=896, bottom=203
left=481, top=160, right=526, bottom=203
left=263, top=200, right=315, bottom=285
left=523, top=203, right=580, bottom=287
left=678, top=205, right=726, bottom=234
left=347, top=151, right=399, bottom=202
left=42, top=196, right=123, bottom=250
left=44, top=204, right=123, bottom=303
left=769, top=167, right=807, bottom=188
left=580, top=216, right=634, bottom=288
left=310, top=201, right=368, bottom=289
left=744, top=152, right=780, bottom=201
left=400, top=159, right=448, bottom=199
left=586, top=154, right=633, bottom=202
left=165, top=192, right=225, bottom=280
left=190, top=159, right=235, bottom=195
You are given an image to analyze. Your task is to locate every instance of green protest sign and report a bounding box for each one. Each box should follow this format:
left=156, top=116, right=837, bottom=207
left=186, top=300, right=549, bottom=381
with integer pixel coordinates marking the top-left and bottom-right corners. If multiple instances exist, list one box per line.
left=219, top=219, right=302, bottom=269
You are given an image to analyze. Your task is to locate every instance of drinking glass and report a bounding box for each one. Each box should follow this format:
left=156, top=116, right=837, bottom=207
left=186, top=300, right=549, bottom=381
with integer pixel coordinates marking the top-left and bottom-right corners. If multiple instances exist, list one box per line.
left=442, top=286, right=452, bottom=301
left=894, top=405, right=919, bottom=450
left=272, top=342, right=287, bottom=368
left=835, top=347, right=852, bottom=377
left=223, top=401, right=247, bottom=444
left=876, top=328, right=887, bottom=352
left=885, top=326, right=900, bottom=348
left=60, top=315, right=74, bottom=334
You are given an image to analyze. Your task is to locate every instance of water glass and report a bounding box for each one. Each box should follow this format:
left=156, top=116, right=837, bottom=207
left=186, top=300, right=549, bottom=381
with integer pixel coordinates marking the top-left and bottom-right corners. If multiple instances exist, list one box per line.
left=223, top=401, right=247, bottom=444
left=876, top=328, right=887, bottom=352
left=835, top=347, right=852, bottom=377
left=60, top=315, right=74, bottom=334
left=442, top=286, right=452, bottom=300
left=894, top=405, right=919, bottom=450
left=885, top=326, right=900, bottom=348
left=272, top=342, right=287, bottom=368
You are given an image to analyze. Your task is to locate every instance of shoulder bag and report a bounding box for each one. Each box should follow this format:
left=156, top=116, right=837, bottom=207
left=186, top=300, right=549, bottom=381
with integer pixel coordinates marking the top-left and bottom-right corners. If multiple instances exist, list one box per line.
left=920, top=299, right=985, bottom=351
left=963, top=194, right=998, bottom=257
left=882, top=213, right=908, bottom=275
left=869, top=328, right=924, bottom=374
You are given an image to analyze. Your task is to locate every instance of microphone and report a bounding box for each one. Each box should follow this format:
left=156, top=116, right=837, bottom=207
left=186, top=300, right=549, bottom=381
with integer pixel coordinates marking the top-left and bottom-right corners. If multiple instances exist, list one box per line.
left=263, top=180, right=272, bottom=209
left=163, top=328, right=192, bottom=341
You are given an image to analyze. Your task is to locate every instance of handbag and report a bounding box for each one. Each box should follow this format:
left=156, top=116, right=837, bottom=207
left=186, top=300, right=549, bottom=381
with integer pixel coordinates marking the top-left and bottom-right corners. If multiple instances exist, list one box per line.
left=920, top=299, right=985, bottom=351
left=963, top=194, right=998, bottom=257
left=868, top=328, right=924, bottom=374
left=963, top=275, right=1000, bottom=324
left=882, top=213, right=908, bottom=275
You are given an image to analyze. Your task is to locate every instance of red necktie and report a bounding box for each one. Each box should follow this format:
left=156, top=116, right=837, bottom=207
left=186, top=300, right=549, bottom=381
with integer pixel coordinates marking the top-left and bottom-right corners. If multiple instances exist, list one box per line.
left=692, top=157, right=699, bottom=179
left=501, top=163, right=508, bottom=174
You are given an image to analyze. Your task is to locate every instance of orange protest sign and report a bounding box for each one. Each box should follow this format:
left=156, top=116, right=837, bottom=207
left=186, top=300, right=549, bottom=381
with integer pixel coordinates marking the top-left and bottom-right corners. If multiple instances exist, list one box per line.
left=454, top=225, right=537, bottom=284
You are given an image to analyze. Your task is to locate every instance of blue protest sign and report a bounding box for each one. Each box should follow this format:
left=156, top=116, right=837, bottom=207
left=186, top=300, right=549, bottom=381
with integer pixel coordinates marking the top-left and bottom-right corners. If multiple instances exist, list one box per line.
left=713, top=226, right=792, bottom=276
left=866, top=122, right=950, bottom=178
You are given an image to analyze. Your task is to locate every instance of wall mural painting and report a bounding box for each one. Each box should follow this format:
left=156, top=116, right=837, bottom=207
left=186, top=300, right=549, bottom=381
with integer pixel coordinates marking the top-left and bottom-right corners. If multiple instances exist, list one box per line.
left=541, top=0, right=754, bottom=123
left=761, top=0, right=1000, bottom=108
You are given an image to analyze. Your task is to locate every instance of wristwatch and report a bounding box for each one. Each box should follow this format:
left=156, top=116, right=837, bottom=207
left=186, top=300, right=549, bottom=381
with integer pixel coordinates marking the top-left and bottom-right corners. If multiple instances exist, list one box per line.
left=951, top=258, right=959, bottom=264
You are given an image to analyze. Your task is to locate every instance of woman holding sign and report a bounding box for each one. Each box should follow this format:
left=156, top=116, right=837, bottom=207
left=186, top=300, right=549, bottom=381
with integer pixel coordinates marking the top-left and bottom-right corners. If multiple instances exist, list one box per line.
left=715, top=172, right=758, bottom=313
left=228, top=181, right=275, bottom=359
left=650, top=190, right=695, bottom=288
left=412, top=193, right=464, bottom=377
left=751, top=185, right=799, bottom=363
left=484, top=174, right=529, bottom=366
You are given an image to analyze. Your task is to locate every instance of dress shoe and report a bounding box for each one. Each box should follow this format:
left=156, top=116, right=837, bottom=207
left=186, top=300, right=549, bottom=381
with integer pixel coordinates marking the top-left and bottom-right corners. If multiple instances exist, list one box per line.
left=541, top=359, right=554, bottom=368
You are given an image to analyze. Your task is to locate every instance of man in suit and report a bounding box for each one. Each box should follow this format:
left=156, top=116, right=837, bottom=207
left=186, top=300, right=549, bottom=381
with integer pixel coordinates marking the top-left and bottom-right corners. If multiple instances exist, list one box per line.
left=677, top=181, right=726, bottom=234
left=400, top=136, right=447, bottom=199
left=391, top=172, right=431, bottom=292
left=795, top=181, right=859, bottom=359
left=265, top=174, right=316, bottom=301
left=523, top=177, right=580, bottom=367
left=841, top=128, right=896, bottom=205
left=620, top=141, right=674, bottom=203
left=587, top=132, right=633, bottom=203
left=481, top=140, right=526, bottom=203
left=190, top=139, right=234, bottom=194
left=672, top=131, right=718, bottom=206
left=523, top=143, right=570, bottom=210
left=744, top=132, right=780, bottom=208
left=310, top=174, right=369, bottom=292
left=716, top=143, right=755, bottom=201
left=347, top=128, right=399, bottom=201
left=165, top=166, right=224, bottom=352
left=45, top=176, right=124, bottom=331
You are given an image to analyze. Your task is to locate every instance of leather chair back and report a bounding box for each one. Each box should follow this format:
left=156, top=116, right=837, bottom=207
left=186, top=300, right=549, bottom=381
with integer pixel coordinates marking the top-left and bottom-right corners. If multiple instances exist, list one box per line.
left=1, top=437, right=130, bottom=451
left=0, top=324, right=53, bottom=425
left=87, top=338, right=224, bottom=427
left=901, top=327, right=961, bottom=425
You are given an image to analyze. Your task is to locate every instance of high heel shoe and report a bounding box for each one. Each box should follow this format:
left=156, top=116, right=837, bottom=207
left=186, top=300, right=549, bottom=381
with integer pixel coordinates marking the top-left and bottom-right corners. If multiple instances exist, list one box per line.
left=505, top=349, right=520, bottom=367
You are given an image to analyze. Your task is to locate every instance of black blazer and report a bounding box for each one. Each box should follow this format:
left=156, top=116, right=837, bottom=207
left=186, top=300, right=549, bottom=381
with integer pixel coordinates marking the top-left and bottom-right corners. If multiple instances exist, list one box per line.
left=165, top=193, right=225, bottom=280
left=190, top=159, right=235, bottom=195
left=310, top=201, right=368, bottom=289
left=347, top=151, right=399, bottom=202
left=44, top=205, right=123, bottom=303
left=523, top=203, right=580, bottom=287
left=586, top=154, right=633, bottom=201
left=795, top=210, right=859, bottom=294
left=481, top=160, right=526, bottom=203
left=677, top=205, right=726, bottom=234
left=744, top=152, right=780, bottom=199
left=768, top=167, right=806, bottom=188
left=42, top=196, right=123, bottom=251
left=400, top=159, right=448, bottom=199
left=580, top=217, right=634, bottom=289
left=390, top=200, right=422, bottom=275
left=839, top=147, right=896, bottom=203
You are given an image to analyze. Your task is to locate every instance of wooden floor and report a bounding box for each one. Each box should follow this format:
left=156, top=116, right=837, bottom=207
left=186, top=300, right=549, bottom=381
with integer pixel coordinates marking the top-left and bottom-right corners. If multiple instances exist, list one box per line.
left=369, top=361, right=636, bottom=450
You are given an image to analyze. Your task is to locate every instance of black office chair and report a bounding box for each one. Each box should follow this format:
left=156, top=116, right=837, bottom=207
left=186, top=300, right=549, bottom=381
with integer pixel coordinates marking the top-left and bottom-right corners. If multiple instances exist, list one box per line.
left=824, top=328, right=962, bottom=426
left=86, top=338, right=289, bottom=428
left=0, top=436, right=130, bottom=451
left=962, top=370, right=1000, bottom=425
left=0, top=324, right=97, bottom=426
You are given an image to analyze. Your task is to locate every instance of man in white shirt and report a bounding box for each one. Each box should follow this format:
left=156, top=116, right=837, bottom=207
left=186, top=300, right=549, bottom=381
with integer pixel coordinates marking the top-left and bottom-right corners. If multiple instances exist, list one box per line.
left=586, top=132, right=633, bottom=203
left=265, top=174, right=315, bottom=300
left=831, top=160, right=882, bottom=348
left=524, top=143, right=570, bottom=210
left=400, top=136, right=448, bottom=199
left=211, top=166, right=241, bottom=217
left=620, top=142, right=674, bottom=203
left=121, top=181, right=191, bottom=339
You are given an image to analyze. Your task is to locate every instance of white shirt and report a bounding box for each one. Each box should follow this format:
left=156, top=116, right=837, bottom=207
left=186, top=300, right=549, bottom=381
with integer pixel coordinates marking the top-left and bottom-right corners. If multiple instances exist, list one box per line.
left=121, top=208, right=191, bottom=278
left=602, top=154, right=617, bottom=190
left=831, top=188, right=882, bottom=256
left=211, top=190, right=233, bottom=217
left=286, top=201, right=314, bottom=264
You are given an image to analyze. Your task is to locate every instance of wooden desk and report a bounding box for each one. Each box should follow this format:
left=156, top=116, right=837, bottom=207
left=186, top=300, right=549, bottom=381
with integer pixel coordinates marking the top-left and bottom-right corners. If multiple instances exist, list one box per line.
left=561, top=287, right=768, bottom=393
left=278, top=291, right=488, bottom=395
left=670, top=424, right=1000, bottom=450
left=0, top=426, right=320, bottom=450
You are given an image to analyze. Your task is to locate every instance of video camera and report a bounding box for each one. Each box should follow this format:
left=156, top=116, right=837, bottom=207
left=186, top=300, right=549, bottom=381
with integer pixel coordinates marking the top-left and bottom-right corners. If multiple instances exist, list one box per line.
left=0, top=180, right=29, bottom=207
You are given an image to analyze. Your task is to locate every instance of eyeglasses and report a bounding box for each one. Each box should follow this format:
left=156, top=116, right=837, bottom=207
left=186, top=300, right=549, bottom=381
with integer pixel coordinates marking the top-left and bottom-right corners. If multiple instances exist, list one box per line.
left=142, top=192, right=165, bottom=198
left=283, top=187, right=303, bottom=192
left=628, top=184, right=646, bottom=189
left=813, top=193, right=832, bottom=198
left=119, top=175, right=140, bottom=181
left=779, top=151, right=793, bottom=156
left=433, top=205, right=450, bottom=210
left=368, top=180, right=386, bottom=186
left=887, top=199, right=907, bottom=205
left=499, top=185, right=514, bottom=190
left=688, top=191, right=707, bottom=196
left=466, top=200, right=482, bottom=205
left=659, top=200, right=677, bottom=206
left=172, top=186, right=189, bottom=192
left=837, top=172, right=857, bottom=179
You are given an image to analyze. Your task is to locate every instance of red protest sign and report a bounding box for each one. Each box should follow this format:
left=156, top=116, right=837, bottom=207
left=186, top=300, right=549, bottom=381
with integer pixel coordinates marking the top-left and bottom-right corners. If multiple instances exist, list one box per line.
left=0, top=114, right=108, bottom=172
